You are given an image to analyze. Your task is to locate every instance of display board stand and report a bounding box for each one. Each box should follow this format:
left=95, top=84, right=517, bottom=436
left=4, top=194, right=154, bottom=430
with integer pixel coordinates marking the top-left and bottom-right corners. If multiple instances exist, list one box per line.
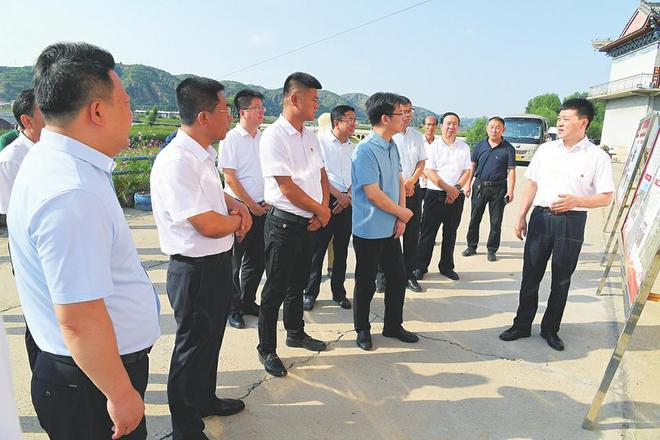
left=600, top=113, right=659, bottom=269
left=584, top=135, right=660, bottom=429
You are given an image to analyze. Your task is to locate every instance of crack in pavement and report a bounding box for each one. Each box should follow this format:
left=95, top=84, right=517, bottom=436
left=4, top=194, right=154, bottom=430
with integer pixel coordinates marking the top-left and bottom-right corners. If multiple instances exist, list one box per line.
left=417, top=333, right=518, bottom=362
left=0, top=304, right=22, bottom=313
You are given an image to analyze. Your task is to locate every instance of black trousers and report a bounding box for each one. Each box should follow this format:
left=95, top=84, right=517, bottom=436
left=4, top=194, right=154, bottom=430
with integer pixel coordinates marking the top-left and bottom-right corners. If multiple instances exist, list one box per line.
left=166, top=251, right=233, bottom=440
left=512, top=207, right=587, bottom=334
left=466, top=180, right=507, bottom=253
left=230, top=212, right=266, bottom=313
left=305, top=197, right=352, bottom=300
left=31, top=350, right=149, bottom=439
left=258, top=211, right=313, bottom=354
left=353, top=235, right=406, bottom=332
left=403, top=184, right=423, bottom=276
left=416, top=189, right=465, bottom=272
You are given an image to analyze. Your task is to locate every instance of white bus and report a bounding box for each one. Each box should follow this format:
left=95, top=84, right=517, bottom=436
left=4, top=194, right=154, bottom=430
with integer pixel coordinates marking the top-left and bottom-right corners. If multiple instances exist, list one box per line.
left=503, top=114, right=550, bottom=165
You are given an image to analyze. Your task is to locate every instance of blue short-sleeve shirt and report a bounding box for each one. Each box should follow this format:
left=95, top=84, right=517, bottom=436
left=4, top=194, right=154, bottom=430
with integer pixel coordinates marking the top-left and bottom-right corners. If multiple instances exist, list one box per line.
left=351, top=132, right=401, bottom=239
left=7, top=130, right=160, bottom=356
left=471, top=138, right=516, bottom=182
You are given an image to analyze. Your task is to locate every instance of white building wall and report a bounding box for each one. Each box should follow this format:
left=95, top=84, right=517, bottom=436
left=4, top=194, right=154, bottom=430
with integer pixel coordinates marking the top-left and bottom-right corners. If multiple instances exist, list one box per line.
left=609, top=42, right=659, bottom=81
left=601, top=95, right=653, bottom=159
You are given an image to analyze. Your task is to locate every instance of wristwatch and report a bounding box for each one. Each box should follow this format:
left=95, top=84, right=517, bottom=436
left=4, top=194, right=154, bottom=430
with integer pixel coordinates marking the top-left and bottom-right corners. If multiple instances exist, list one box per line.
left=454, top=184, right=462, bottom=192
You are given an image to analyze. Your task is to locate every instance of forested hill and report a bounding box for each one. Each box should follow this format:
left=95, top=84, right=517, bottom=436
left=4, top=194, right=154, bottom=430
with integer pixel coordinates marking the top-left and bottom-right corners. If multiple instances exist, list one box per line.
left=0, top=64, right=441, bottom=125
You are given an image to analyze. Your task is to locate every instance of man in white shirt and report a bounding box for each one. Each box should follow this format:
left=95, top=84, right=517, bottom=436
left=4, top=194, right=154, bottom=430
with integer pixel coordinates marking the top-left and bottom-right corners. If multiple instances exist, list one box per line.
left=151, top=77, right=251, bottom=440
left=303, top=104, right=356, bottom=311
left=390, top=97, right=427, bottom=293
left=500, top=99, right=614, bottom=351
left=415, top=112, right=472, bottom=281
left=9, top=42, right=160, bottom=440
left=0, top=89, right=45, bottom=372
left=0, top=89, right=44, bottom=215
left=420, top=115, right=440, bottom=199
left=258, top=72, right=331, bottom=377
left=219, top=89, right=268, bottom=329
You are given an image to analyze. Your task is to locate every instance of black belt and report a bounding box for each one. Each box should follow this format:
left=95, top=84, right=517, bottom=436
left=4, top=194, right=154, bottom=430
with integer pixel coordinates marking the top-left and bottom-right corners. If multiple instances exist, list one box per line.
left=45, top=346, right=151, bottom=367
left=269, top=207, right=309, bottom=226
left=537, top=206, right=587, bottom=217
left=171, top=250, right=230, bottom=263
left=476, top=179, right=507, bottom=187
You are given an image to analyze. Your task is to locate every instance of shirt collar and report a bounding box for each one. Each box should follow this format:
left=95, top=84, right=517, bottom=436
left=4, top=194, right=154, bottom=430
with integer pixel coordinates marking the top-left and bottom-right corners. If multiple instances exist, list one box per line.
left=173, top=129, right=216, bottom=161
left=369, top=131, right=394, bottom=151
left=277, top=114, right=304, bottom=136
left=559, top=136, right=590, bottom=152
left=39, top=129, right=115, bottom=173
left=235, top=123, right=260, bottom=139
left=17, top=132, right=36, bottom=149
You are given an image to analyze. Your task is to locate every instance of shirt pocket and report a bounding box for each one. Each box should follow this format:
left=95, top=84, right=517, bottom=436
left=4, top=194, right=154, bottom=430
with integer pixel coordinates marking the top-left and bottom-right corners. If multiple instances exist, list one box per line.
left=571, top=163, right=596, bottom=190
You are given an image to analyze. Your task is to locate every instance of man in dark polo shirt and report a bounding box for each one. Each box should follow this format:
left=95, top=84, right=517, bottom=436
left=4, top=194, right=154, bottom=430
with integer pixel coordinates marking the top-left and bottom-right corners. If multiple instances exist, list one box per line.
left=462, top=116, right=516, bottom=261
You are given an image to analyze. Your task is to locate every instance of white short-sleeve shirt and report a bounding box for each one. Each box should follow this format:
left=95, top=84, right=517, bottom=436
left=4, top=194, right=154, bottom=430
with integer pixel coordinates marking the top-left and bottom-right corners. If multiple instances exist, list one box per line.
left=526, top=137, right=614, bottom=211
left=420, top=135, right=441, bottom=189
left=218, top=124, right=264, bottom=203
left=393, top=127, right=427, bottom=181
left=426, top=137, right=472, bottom=189
left=260, top=115, right=324, bottom=218
left=0, top=133, right=34, bottom=214
left=151, top=129, right=234, bottom=257
left=318, top=129, right=353, bottom=193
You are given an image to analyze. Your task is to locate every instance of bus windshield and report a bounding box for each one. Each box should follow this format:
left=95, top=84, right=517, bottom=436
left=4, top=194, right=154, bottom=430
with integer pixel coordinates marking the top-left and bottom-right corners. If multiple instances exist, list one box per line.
left=504, top=118, right=543, bottom=144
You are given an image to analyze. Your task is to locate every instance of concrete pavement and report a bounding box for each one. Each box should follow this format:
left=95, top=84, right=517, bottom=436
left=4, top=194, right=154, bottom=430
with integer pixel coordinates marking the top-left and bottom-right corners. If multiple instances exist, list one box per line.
left=2, top=163, right=660, bottom=439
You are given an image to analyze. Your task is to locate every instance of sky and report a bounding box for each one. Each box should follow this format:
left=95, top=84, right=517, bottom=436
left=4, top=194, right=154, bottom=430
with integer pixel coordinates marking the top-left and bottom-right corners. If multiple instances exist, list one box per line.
left=0, top=0, right=639, bottom=117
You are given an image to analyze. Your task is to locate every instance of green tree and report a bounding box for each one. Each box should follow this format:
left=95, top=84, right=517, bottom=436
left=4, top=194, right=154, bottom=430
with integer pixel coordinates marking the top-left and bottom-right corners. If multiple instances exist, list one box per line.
left=465, top=117, right=488, bottom=147
left=146, top=105, right=158, bottom=125
left=526, top=93, right=561, bottom=114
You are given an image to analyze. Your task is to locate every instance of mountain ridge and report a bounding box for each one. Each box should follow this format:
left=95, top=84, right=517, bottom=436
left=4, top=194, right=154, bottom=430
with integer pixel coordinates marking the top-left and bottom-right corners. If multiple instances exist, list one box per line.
left=0, top=64, right=442, bottom=125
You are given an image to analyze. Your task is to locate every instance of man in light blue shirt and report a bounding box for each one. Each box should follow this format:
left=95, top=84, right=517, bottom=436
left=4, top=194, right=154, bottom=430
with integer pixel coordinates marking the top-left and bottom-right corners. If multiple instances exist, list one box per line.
left=8, top=42, right=159, bottom=440
left=351, top=92, right=418, bottom=351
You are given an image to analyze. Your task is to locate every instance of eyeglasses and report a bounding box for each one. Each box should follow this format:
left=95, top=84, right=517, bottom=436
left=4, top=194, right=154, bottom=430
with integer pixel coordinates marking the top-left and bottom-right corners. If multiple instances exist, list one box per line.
left=192, top=105, right=231, bottom=120
left=390, top=110, right=415, bottom=117
left=341, top=118, right=358, bottom=124
left=244, top=106, right=266, bottom=112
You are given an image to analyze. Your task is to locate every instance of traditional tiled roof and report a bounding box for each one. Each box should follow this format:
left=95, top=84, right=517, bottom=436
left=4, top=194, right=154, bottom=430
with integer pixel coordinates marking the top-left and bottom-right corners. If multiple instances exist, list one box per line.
left=598, top=1, right=660, bottom=56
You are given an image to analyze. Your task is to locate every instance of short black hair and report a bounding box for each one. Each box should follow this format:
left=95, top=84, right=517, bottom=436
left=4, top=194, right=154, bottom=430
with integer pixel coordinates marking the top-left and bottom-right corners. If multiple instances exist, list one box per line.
left=330, top=105, right=355, bottom=127
left=234, top=88, right=265, bottom=114
left=488, top=116, right=505, bottom=126
left=441, top=112, right=461, bottom=125
left=176, top=77, right=225, bottom=125
left=561, top=98, right=594, bottom=128
left=282, top=72, right=322, bottom=98
left=33, top=42, right=115, bottom=124
left=400, top=95, right=412, bottom=106
left=365, top=92, right=406, bottom=126
left=12, top=89, right=36, bottom=130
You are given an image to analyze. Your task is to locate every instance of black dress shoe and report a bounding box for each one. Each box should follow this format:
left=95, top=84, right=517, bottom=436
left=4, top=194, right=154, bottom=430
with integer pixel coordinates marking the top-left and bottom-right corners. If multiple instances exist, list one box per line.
left=487, top=252, right=497, bottom=262
left=439, top=269, right=460, bottom=280
left=499, top=326, right=531, bottom=341
left=303, top=295, right=315, bottom=311
left=413, top=269, right=426, bottom=280
left=356, top=330, right=372, bottom=350
left=541, top=332, right=564, bottom=351
left=286, top=334, right=327, bottom=351
left=406, top=278, right=422, bottom=293
left=382, top=327, right=419, bottom=343
left=259, top=352, right=287, bottom=377
left=201, top=397, right=245, bottom=417
left=334, top=297, right=352, bottom=309
left=228, top=312, right=245, bottom=329
left=461, top=247, right=476, bottom=257
left=243, top=302, right=260, bottom=317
